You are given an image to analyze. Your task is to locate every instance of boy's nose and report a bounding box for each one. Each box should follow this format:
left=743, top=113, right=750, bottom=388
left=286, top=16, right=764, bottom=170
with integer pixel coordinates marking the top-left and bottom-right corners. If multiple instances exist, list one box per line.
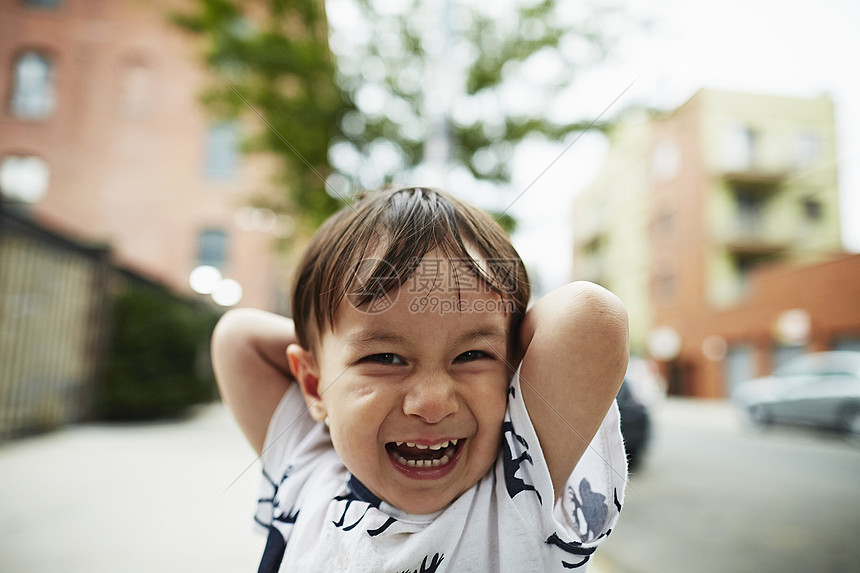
left=402, top=371, right=459, bottom=424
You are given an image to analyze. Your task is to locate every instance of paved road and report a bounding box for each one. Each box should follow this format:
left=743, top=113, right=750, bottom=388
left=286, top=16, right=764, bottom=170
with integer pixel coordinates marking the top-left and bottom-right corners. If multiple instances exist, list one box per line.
left=7, top=398, right=854, bottom=572
left=0, top=402, right=622, bottom=572
left=0, top=405, right=265, bottom=573
left=593, top=398, right=860, bottom=573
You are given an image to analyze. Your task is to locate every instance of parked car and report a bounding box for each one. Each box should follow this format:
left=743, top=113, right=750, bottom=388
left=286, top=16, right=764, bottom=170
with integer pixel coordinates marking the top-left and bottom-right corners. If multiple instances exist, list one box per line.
left=616, top=378, right=651, bottom=470
left=731, top=351, right=860, bottom=440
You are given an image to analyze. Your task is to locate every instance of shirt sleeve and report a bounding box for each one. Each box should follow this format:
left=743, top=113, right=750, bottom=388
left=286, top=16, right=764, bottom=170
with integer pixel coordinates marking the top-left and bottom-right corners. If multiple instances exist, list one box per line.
left=555, top=399, right=627, bottom=544
left=254, top=384, right=325, bottom=531
left=499, top=368, right=627, bottom=568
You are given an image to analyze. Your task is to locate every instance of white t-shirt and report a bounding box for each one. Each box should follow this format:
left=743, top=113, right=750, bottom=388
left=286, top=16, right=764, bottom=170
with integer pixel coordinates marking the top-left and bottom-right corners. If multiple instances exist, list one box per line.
left=255, top=370, right=628, bottom=572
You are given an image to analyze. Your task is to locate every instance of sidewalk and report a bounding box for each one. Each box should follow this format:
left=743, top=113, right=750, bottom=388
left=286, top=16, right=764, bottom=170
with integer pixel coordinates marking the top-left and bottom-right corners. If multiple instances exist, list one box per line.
left=0, top=404, right=265, bottom=573
left=0, top=402, right=622, bottom=572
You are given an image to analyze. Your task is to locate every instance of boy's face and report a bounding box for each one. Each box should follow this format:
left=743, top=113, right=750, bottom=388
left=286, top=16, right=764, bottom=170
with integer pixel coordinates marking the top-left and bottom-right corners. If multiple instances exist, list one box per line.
left=302, top=253, right=514, bottom=515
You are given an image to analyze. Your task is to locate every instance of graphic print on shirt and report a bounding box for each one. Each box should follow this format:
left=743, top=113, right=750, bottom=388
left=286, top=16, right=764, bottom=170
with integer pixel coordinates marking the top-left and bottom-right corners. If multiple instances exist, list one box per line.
left=567, top=479, right=608, bottom=541
left=503, top=380, right=622, bottom=570
left=501, top=385, right=542, bottom=504
left=545, top=532, right=595, bottom=569
left=398, top=552, right=445, bottom=573
left=255, top=381, right=626, bottom=571
left=331, top=476, right=400, bottom=537
left=544, top=480, right=622, bottom=569
left=257, top=465, right=299, bottom=573
left=332, top=492, right=372, bottom=531
left=257, top=465, right=301, bottom=528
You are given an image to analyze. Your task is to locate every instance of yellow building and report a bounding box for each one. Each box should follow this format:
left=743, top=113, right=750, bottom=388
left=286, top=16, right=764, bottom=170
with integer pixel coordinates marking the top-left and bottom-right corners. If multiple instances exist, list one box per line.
left=573, top=89, right=847, bottom=396
left=699, top=90, right=842, bottom=307
left=572, top=113, right=653, bottom=355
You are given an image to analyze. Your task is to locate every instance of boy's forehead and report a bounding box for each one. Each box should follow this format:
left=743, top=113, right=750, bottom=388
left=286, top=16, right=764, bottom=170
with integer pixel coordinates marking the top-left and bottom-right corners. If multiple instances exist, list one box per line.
left=344, top=249, right=500, bottom=307
left=405, top=253, right=490, bottom=294
left=328, top=273, right=513, bottom=346
left=309, top=247, right=521, bottom=354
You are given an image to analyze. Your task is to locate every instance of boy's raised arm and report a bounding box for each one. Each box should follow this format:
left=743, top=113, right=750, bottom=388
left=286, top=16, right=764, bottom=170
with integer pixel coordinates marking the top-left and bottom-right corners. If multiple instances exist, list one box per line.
left=517, top=281, right=629, bottom=499
left=211, top=308, right=297, bottom=454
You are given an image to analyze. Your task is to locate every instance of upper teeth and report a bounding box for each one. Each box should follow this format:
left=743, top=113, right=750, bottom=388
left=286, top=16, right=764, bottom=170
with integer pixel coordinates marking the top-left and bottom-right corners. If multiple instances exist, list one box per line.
left=395, top=439, right=458, bottom=449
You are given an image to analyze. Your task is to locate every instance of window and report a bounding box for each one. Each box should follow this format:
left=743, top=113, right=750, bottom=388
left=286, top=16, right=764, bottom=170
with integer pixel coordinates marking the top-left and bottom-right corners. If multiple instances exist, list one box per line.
left=722, top=124, right=758, bottom=171
left=795, top=131, right=822, bottom=167
left=773, top=353, right=825, bottom=377
left=0, top=155, right=50, bottom=203
left=802, top=196, right=822, bottom=220
left=204, top=121, right=239, bottom=180
left=655, top=268, right=676, bottom=302
left=652, top=209, right=674, bottom=240
left=117, top=56, right=154, bottom=119
left=733, top=252, right=775, bottom=298
left=771, top=344, right=806, bottom=373
left=650, top=139, right=680, bottom=181
left=9, top=51, right=55, bottom=120
left=653, top=258, right=677, bottom=303
left=197, top=229, right=228, bottom=268
left=735, top=188, right=765, bottom=235
left=22, top=0, right=62, bottom=8
left=725, top=344, right=755, bottom=392
left=737, top=127, right=757, bottom=169
left=834, top=337, right=860, bottom=353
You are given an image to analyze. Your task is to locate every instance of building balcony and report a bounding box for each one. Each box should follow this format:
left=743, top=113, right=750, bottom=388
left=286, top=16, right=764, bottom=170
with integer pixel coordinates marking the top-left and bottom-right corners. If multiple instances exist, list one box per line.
left=721, top=168, right=790, bottom=188
left=713, top=218, right=794, bottom=255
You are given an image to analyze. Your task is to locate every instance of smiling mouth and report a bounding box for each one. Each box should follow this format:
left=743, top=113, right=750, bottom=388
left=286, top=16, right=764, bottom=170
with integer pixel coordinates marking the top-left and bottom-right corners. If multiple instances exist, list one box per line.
left=385, top=439, right=462, bottom=468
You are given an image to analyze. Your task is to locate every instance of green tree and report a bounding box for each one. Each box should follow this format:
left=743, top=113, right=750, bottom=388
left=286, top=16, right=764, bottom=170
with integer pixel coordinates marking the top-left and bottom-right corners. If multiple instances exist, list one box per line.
left=173, top=0, right=347, bottom=230
left=174, top=0, right=623, bottom=231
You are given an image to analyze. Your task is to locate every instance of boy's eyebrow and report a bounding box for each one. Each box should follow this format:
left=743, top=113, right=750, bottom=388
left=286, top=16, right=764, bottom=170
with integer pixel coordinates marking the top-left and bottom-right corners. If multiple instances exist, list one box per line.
left=343, top=328, right=406, bottom=348
left=343, top=325, right=508, bottom=349
left=454, top=326, right=508, bottom=347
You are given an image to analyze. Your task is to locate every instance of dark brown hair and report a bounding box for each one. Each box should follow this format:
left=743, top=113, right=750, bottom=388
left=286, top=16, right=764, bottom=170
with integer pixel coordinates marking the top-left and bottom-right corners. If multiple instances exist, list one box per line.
left=291, top=186, right=530, bottom=350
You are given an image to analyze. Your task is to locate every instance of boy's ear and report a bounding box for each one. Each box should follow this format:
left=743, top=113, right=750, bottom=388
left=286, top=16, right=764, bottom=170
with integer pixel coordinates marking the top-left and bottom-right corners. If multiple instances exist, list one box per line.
left=286, top=344, right=327, bottom=422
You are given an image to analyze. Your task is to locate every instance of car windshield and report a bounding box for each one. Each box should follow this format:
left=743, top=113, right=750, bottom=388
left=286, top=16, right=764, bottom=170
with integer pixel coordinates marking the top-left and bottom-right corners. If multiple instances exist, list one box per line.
left=774, top=351, right=860, bottom=378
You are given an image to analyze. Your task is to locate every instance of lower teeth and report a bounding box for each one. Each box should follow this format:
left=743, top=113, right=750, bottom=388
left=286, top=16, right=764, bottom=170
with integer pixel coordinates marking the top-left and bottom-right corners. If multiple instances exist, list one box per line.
left=395, top=454, right=451, bottom=468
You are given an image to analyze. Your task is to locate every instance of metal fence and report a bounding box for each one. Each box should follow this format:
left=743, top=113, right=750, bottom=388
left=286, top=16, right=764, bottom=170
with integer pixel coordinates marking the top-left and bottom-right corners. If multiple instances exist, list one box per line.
left=0, top=202, right=191, bottom=440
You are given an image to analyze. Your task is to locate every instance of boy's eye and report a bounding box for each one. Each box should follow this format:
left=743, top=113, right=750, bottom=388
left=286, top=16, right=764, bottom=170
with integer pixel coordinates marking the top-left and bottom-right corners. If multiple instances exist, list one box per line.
left=454, top=350, right=491, bottom=363
left=363, top=353, right=406, bottom=365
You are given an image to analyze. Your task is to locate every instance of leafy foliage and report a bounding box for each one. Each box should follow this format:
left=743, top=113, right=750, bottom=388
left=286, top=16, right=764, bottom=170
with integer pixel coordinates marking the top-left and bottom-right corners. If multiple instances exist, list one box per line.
left=173, top=0, right=622, bottom=231
left=96, top=285, right=219, bottom=421
left=173, top=0, right=347, bottom=229
left=328, top=0, right=620, bottom=192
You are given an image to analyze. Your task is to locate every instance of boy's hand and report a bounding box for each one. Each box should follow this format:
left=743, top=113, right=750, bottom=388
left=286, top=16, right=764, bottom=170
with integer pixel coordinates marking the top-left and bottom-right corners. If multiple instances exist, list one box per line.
left=518, top=282, right=629, bottom=500
left=211, top=308, right=297, bottom=454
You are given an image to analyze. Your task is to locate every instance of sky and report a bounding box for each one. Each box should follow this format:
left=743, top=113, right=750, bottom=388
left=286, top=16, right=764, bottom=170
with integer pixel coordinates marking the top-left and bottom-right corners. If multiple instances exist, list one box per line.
left=507, top=0, right=860, bottom=291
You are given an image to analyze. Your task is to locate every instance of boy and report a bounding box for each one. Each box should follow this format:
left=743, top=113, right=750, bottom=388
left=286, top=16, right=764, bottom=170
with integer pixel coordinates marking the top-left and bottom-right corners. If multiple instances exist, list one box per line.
left=212, top=187, right=629, bottom=572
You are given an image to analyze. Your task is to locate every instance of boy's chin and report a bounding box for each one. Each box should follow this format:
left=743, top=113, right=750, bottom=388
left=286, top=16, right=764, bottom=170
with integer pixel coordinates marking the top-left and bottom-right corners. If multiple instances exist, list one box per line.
left=387, top=492, right=457, bottom=515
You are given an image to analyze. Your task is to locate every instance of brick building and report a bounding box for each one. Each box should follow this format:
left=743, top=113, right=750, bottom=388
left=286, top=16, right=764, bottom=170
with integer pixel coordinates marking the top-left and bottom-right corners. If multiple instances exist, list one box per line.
left=0, top=0, right=289, bottom=311
left=573, top=89, right=860, bottom=397
left=686, top=253, right=860, bottom=397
